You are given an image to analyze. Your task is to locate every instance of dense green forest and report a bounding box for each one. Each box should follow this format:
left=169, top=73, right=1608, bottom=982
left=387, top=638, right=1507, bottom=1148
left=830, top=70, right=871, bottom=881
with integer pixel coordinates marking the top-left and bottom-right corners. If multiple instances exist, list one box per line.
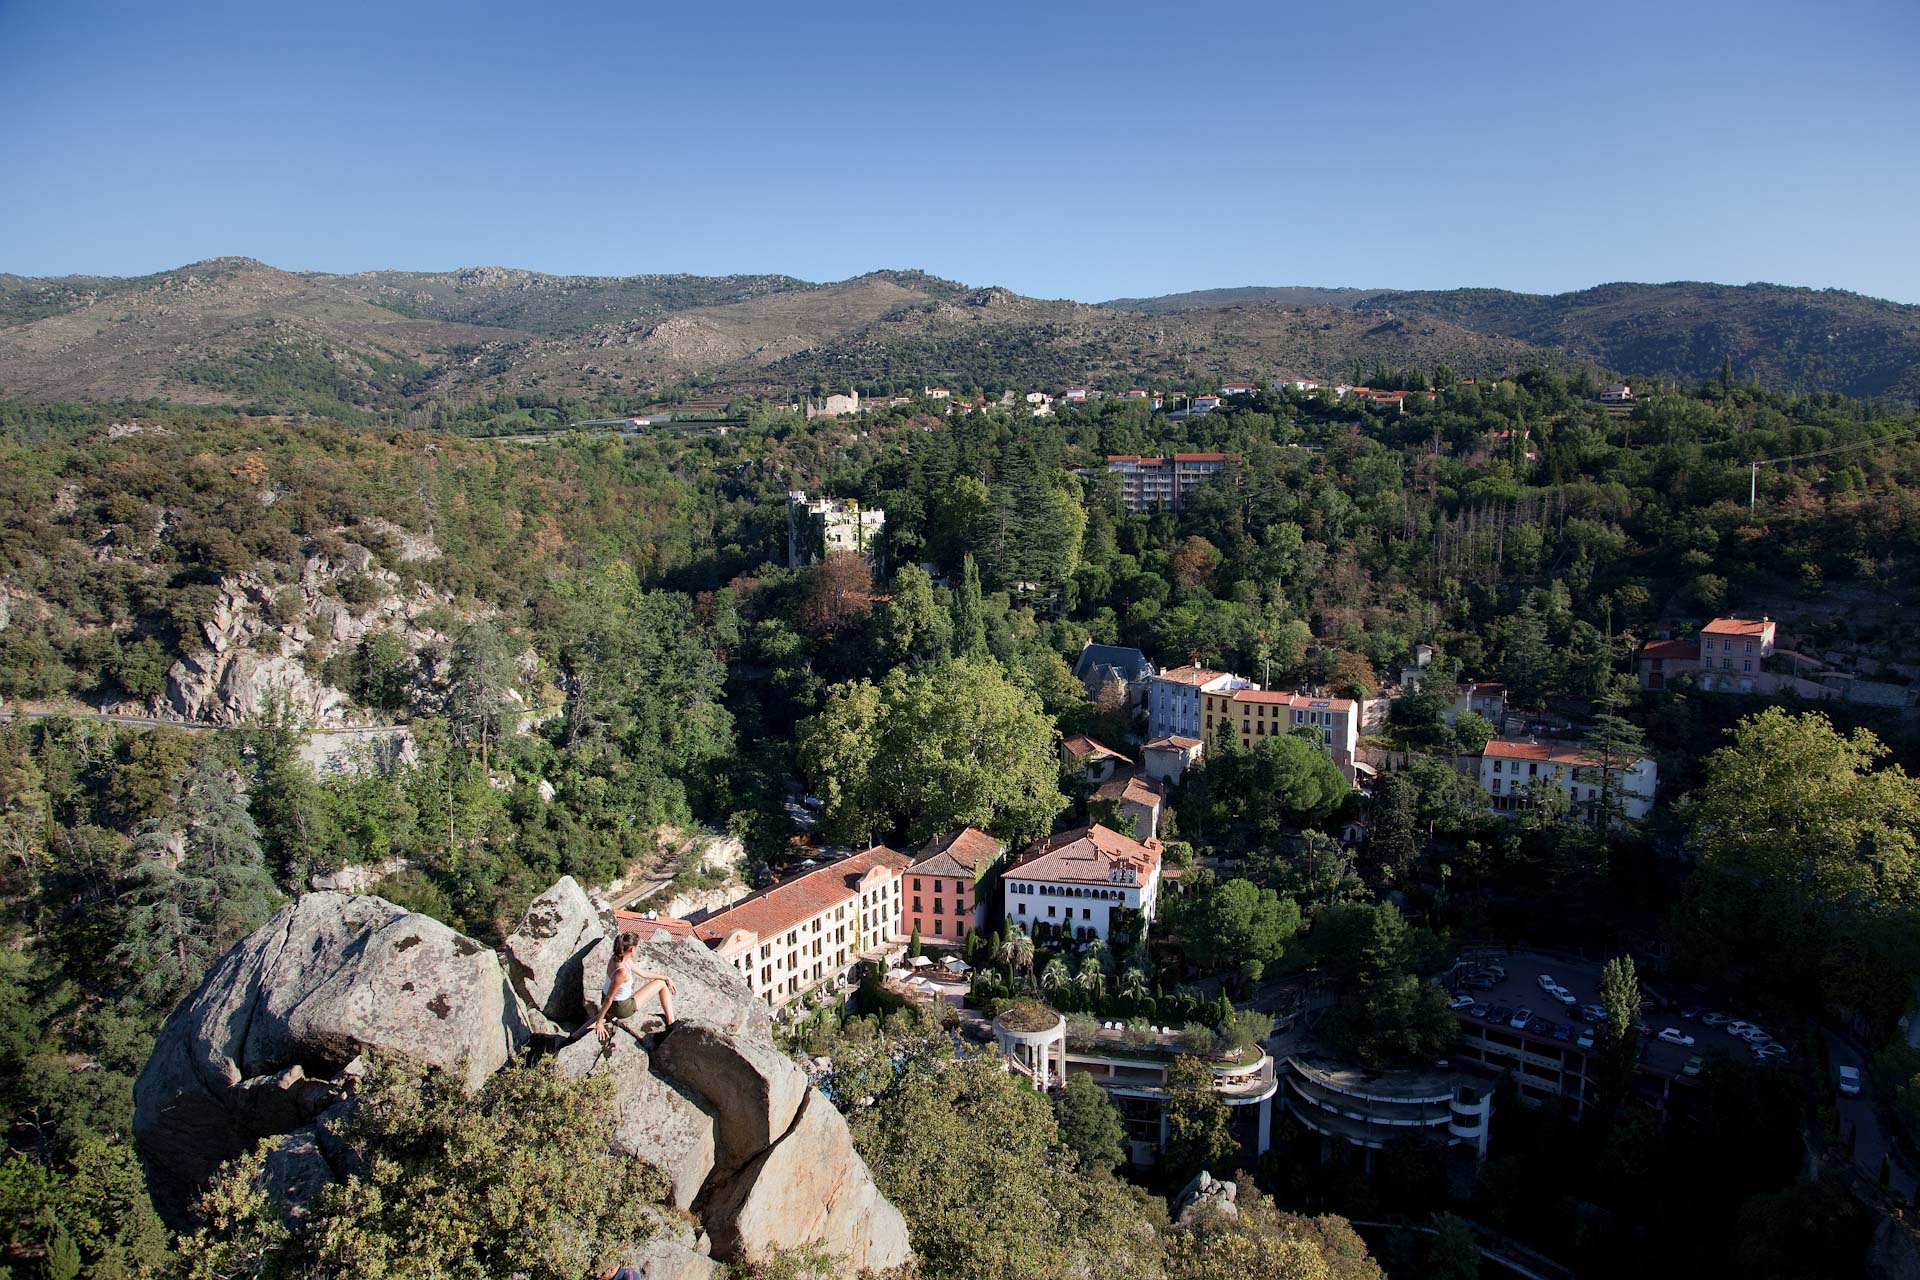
left=2, top=368, right=1918, bottom=1276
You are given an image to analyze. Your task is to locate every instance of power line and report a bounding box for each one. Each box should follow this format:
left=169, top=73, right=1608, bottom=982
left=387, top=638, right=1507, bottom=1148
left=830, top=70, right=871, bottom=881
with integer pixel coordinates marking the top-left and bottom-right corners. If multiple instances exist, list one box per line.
left=1749, top=425, right=1920, bottom=510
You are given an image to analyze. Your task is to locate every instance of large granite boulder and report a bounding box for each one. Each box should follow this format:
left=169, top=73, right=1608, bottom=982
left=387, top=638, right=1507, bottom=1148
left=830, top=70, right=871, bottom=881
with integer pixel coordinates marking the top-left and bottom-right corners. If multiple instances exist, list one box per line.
left=504, top=875, right=604, bottom=1024
left=701, top=1089, right=912, bottom=1273
left=133, top=893, right=527, bottom=1219
left=134, top=883, right=913, bottom=1274
left=577, top=935, right=771, bottom=1039
left=653, top=1021, right=808, bottom=1182
left=553, top=1033, right=718, bottom=1212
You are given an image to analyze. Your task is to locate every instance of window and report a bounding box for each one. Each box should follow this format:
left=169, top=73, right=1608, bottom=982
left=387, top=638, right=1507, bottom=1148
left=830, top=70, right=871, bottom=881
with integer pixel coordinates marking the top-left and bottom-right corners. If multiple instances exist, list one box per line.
left=1745, top=640, right=1754, bottom=653
left=1018, top=903, right=1027, bottom=916
left=1743, top=660, right=1752, bottom=672
left=1492, top=779, right=1503, bottom=795
left=1493, top=760, right=1503, bottom=773
left=1083, top=908, right=1092, bottom=919
left=933, top=919, right=943, bottom=936
left=913, top=878, right=921, bottom=891
left=913, top=897, right=921, bottom=913
left=1047, top=905, right=1056, bottom=918
left=934, top=899, right=944, bottom=915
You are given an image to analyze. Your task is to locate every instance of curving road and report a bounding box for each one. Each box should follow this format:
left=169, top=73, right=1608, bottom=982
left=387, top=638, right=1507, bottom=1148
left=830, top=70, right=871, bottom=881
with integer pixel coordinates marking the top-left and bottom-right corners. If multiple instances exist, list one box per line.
left=1823, top=1027, right=1916, bottom=1199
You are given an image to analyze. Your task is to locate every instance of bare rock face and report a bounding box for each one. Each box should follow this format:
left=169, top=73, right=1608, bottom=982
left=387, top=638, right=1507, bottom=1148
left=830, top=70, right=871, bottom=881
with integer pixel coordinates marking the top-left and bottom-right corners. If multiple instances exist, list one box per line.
left=653, top=1022, right=808, bottom=1182
left=134, top=884, right=912, bottom=1274
left=700, top=1089, right=912, bottom=1273
left=133, top=893, right=528, bottom=1220
left=504, top=875, right=602, bottom=1024
left=553, top=1034, right=717, bottom=1212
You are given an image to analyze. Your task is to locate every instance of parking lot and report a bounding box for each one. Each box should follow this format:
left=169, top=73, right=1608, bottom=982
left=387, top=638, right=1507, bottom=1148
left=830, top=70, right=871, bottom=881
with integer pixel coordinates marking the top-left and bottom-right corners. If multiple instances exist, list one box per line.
left=1448, top=952, right=1788, bottom=1080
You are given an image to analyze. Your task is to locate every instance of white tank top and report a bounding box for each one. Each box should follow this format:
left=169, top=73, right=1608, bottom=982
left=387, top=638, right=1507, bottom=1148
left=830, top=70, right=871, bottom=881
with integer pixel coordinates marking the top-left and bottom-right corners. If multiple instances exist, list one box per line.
left=603, top=962, right=635, bottom=1001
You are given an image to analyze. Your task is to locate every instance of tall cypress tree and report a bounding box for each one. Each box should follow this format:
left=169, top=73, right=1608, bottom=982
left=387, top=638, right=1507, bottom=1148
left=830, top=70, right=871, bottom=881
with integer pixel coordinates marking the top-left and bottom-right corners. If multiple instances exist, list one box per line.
left=952, top=553, right=988, bottom=659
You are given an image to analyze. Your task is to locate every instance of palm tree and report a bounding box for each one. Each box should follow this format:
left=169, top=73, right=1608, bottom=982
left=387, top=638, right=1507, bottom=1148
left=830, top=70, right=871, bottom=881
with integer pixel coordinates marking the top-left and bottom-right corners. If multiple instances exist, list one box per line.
left=1076, top=955, right=1105, bottom=999
left=1121, top=967, right=1148, bottom=1002
left=1041, top=957, right=1072, bottom=995
left=998, top=928, right=1036, bottom=990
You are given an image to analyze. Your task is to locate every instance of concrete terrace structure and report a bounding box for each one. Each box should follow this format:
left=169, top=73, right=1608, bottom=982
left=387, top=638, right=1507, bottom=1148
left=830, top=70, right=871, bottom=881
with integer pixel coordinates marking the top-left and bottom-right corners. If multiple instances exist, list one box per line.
left=1479, top=739, right=1656, bottom=822
left=1201, top=687, right=1360, bottom=778
left=1282, top=1056, right=1495, bottom=1159
left=1148, top=664, right=1256, bottom=741
left=1004, top=824, right=1162, bottom=943
left=905, top=827, right=1005, bottom=945
left=990, top=1010, right=1278, bottom=1166
left=787, top=491, right=885, bottom=568
left=1105, top=452, right=1239, bottom=513
left=692, top=844, right=909, bottom=1011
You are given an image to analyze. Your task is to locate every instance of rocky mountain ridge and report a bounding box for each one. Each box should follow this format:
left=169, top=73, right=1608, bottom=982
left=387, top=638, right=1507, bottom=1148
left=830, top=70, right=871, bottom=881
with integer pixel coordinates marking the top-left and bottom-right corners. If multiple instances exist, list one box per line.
left=133, top=876, right=913, bottom=1276
left=4, top=258, right=1915, bottom=407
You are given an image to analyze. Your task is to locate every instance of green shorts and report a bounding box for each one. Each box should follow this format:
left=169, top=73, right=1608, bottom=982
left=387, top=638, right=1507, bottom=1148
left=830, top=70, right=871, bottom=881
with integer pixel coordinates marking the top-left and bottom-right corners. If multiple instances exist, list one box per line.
left=609, top=996, right=638, bottom=1020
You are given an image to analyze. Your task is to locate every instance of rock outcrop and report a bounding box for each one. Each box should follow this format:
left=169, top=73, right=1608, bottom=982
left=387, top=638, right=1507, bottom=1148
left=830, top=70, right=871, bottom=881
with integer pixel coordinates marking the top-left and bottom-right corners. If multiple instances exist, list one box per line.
left=504, top=875, right=602, bottom=1024
left=134, top=884, right=913, bottom=1274
left=133, top=893, right=528, bottom=1219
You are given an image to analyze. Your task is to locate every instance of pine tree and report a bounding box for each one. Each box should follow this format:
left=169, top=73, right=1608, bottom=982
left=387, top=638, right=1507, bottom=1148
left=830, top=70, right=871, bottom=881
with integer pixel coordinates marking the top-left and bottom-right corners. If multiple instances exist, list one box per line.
left=113, top=755, right=281, bottom=1014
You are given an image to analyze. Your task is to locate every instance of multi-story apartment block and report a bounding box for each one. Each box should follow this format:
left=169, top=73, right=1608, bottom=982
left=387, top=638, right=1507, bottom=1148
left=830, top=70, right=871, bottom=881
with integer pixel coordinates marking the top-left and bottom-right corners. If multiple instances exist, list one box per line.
left=905, top=827, right=1005, bottom=945
left=1104, top=453, right=1239, bottom=513
left=1478, top=739, right=1656, bottom=822
left=787, top=490, right=886, bottom=567
left=1200, top=688, right=1360, bottom=778
left=1004, top=824, right=1162, bottom=943
left=1147, top=664, right=1256, bottom=740
left=692, top=844, right=909, bottom=1010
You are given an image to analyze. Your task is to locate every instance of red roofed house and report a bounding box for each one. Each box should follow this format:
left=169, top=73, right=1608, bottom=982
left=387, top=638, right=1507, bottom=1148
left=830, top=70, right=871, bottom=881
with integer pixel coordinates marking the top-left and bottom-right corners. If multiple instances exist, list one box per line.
left=1093, top=770, right=1170, bottom=840
left=613, top=910, right=696, bottom=944
left=1447, top=682, right=1507, bottom=728
left=1637, top=616, right=1779, bottom=693
left=1142, top=734, right=1204, bottom=785
left=1635, top=637, right=1698, bottom=692
left=1477, top=739, right=1656, bottom=822
left=690, top=844, right=909, bottom=1011
left=1004, top=824, right=1164, bottom=943
left=1062, top=735, right=1131, bottom=785
left=1201, top=687, right=1361, bottom=778
left=906, top=827, right=1006, bottom=946
left=1220, top=383, right=1256, bottom=397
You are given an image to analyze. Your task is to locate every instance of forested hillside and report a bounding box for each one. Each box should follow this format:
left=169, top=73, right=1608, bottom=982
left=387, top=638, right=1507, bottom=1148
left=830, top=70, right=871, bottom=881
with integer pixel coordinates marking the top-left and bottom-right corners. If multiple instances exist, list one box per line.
left=2, top=367, right=1919, bottom=1276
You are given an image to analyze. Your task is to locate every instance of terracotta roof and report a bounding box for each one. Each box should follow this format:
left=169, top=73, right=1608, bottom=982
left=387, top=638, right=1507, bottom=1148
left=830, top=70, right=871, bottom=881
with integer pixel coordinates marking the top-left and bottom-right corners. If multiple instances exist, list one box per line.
left=614, top=911, right=694, bottom=943
left=692, top=845, right=908, bottom=946
left=1222, top=689, right=1357, bottom=713
left=1062, top=735, right=1130, bottom=764
left=1155, top=664, right=1228, bottom=687
left=1173, top=451, right=1236, bottom=462
left=1639, top=638, right=1696, bottom=660
left=1008, top=824, right=1162, bottom=886
left=913, top=827, right=1004, bottom=879
left=1094, top=771, right=1169, bottom=808
left=1145, top=734, right=1203, bottom=751
left=1482, top=739, right=1618, bottom=768
left=1703, top=617, right=1772, bottom=637
left=1462, top=682, right=1506, bottom=696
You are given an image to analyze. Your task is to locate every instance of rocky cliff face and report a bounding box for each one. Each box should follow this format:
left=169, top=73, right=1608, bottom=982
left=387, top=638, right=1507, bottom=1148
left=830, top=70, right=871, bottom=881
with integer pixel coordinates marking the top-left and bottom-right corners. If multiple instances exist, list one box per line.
left=133, top=878, right=912, bottom=1276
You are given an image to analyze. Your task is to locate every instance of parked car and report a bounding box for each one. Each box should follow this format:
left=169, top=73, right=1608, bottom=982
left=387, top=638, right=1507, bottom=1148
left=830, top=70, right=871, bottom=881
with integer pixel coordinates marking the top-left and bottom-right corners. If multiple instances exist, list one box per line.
left=1554, top=1022, right=1573, bottom=1041
left=1489, top=1006, right=1512, bottom=1025
left=1684, top=1055, right=1705, bottom=1077
left=1679, top=1007, right=1701, bottom=1020
left=1551, top=988, right=1578, bottom=1007
left=1728, top=1020, right=1759, bottom=1037
left=1537, top=974, right=1557, bottom=992
left=1528, top=1018, right=1553, bottom=1036
left=1702, top=1011, right=1732, bottom=1027
left=1450, top=994, right=1475, bottom=1010
left=802, top=793, right=824, bottom=810
left=1578, top=1003, right=1607, bottom=1024
left=1470, top=1003, right=1490, bottom=1020
left=1576, top=1029, right=1595, bottom=1049
left=1839, top=1066, right=1863, bottom=1097
left=1510, top=1006, right=1533, bottom=1029
left=1754, top=1042, right=1788, bottom=1062
left=1735, top=1026, right=1772, bottom=1044
left=1658, top=1028, right=1696, bottom=1047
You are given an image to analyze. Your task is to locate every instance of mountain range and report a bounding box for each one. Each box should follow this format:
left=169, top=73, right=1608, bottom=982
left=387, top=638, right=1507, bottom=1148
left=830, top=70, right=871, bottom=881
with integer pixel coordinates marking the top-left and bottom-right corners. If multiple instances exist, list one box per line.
left=2, top=258, right=1916, bottom=413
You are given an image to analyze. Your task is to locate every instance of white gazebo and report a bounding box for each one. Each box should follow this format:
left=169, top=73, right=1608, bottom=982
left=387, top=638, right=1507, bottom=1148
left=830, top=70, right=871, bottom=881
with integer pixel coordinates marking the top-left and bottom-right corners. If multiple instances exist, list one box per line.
left=991, top=1002, right=1068, bottom=1091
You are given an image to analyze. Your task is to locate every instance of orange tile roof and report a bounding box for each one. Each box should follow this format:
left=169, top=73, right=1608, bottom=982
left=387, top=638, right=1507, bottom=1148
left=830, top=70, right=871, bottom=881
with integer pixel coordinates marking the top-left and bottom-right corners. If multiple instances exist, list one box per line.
left=1062, top=735, right=1130, bottom=764
left=614, top=910, right=694, bottom=942
left=1639, top=638, right=1696, bottom=660
left=1483, top=739, right=1605, bottom=768
left=1145, top=734, right=1203, bottom=750
left=1702, top=617, right=1772, bottom=637
left=1094, top=772, right=1168, bottom=807
left=1224, top=689, right=1357, bottom=712
left=1156, top=664, right=1228, bottom=687
left=1173, top=451, right=1235, bottom=461
left=1008, top=824, right=1162, bottom=886
left=913, top=827, right=1004, bottom=879
left=692, top=845, right=908, bottom=946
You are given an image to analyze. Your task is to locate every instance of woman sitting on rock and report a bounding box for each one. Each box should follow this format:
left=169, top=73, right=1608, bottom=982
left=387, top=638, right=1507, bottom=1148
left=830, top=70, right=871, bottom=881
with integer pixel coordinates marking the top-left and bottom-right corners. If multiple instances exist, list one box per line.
left=590, top=931, right=677, bottom=1043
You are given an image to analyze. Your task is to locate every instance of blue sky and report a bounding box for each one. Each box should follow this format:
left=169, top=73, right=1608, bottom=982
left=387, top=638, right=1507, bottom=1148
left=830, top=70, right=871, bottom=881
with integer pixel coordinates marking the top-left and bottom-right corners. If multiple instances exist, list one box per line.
left=3, top=0, right=1917, bottom=302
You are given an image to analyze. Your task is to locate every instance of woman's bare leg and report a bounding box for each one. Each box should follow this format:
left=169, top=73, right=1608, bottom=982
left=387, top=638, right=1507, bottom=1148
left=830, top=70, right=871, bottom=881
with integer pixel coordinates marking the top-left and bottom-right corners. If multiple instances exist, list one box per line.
left=635, top=977, right=676, bottom=1027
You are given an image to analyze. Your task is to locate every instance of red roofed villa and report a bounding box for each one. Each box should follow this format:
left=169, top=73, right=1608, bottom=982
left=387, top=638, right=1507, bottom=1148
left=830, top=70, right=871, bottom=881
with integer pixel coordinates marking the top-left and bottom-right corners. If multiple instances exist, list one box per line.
left=1004, top=824, right=1164, bottom=943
